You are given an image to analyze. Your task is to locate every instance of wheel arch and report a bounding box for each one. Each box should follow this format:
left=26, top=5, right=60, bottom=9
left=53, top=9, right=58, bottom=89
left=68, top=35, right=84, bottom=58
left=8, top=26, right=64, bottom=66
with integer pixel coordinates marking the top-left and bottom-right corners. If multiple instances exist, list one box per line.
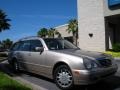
left=52, top=61, right=72, bottom=77
left=9, top=57, right=17, bottom=65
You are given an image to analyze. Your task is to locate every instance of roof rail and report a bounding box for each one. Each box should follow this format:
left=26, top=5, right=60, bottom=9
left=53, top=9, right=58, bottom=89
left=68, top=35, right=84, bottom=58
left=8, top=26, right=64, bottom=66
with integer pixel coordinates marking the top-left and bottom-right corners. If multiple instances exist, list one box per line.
left=18, top=36, right=41, bottom=41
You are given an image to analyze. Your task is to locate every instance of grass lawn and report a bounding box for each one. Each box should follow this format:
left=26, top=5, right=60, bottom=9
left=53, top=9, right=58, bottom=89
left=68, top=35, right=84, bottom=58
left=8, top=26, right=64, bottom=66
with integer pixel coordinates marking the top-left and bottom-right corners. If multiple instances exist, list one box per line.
left=0, top=72, right=31, bottom=90
left=105, top=51, right=120, bottom=57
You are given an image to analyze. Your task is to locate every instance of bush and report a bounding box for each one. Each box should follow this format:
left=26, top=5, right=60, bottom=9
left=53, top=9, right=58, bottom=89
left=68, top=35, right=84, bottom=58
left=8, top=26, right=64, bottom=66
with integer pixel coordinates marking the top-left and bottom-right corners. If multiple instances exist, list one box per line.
left=112, top=43, right=120, bottom=52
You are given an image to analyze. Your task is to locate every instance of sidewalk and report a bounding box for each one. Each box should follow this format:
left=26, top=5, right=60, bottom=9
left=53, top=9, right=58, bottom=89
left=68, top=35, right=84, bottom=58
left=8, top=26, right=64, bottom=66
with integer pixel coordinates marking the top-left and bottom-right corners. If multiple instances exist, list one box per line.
left=13, top=76, right=47, bottom=90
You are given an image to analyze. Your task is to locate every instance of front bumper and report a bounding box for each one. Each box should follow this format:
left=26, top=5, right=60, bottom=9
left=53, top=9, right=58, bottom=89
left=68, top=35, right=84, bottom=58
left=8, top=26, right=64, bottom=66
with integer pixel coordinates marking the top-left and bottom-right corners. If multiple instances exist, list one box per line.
left=72, top=64, right=118, bottom=85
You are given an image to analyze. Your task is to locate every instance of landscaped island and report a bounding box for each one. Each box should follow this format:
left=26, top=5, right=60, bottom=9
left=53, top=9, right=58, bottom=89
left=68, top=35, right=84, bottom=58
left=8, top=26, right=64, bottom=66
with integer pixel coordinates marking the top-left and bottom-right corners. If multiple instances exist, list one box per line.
left=0, top=72, right=31, bottom=90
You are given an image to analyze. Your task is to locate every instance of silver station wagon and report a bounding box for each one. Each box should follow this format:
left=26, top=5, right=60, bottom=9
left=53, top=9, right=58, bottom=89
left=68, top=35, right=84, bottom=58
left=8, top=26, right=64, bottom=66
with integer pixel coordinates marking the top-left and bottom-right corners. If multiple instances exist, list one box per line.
left=8, top=36, right=118, bottom=90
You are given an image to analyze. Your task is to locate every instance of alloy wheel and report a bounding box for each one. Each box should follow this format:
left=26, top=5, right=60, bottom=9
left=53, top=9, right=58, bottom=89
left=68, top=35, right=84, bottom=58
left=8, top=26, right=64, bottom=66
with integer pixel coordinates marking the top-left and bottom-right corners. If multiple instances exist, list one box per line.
left=54, top=65, right=73, bottom=90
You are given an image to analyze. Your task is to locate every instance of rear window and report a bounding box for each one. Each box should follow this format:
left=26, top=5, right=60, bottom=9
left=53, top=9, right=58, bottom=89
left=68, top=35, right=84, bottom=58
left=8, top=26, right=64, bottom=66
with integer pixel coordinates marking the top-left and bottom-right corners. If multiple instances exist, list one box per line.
left=10, top=42, right=21, bottom=51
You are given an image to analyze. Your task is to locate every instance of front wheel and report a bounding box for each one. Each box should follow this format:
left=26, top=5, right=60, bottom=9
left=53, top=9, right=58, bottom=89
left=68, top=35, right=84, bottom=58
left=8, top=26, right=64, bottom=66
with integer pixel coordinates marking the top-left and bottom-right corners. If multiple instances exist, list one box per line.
left=54, top=65, right=74, bottom=90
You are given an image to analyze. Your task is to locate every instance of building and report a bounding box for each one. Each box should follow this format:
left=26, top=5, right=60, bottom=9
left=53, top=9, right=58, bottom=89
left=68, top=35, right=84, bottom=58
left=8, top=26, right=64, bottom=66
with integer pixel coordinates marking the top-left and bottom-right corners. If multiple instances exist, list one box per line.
left=55, top=0, right=120, bottom=52
left=77, top=0, right=120, bottom=51
left=55, top=24, right=74, bottom=43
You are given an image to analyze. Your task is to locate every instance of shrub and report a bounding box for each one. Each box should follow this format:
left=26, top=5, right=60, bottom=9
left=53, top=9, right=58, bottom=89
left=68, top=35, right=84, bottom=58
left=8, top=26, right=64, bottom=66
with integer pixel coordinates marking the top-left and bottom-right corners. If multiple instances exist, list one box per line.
left=112, top=43, right=120, bottom=52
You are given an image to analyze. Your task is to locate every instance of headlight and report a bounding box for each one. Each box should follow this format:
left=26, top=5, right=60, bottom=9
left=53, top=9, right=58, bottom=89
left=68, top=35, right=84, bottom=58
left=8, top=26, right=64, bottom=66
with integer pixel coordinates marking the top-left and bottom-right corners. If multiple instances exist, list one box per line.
left=83, top=58, right=98, bottom=70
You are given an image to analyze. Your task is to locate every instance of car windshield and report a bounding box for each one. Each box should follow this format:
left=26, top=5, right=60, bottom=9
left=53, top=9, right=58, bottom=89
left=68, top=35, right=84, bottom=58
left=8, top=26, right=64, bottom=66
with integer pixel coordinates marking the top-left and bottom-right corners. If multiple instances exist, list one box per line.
left=44, top=38, right=79, bottom=50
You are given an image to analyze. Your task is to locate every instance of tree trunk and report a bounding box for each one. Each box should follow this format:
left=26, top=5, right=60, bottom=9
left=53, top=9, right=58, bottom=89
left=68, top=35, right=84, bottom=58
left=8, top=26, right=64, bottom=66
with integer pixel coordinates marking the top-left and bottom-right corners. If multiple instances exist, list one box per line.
left=73, top=33, right=77, bottom=46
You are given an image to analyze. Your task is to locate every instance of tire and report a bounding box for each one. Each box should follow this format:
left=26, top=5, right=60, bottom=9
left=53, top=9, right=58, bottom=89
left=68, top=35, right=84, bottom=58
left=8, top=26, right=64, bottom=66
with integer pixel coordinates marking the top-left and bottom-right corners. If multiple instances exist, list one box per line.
left=12, top=60, right=20, bottom=73
left=54, top=65, right=74, bottom=90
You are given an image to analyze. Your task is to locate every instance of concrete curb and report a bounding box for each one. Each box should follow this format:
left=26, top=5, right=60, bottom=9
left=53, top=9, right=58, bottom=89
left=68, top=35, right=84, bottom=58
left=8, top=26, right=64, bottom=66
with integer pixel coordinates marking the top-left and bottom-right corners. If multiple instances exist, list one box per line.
left=114, top=57, right=120, bottom=60
left=0, top=60, right=46, bottom=90
left=13, top=76, right=47, bottom=90
left=5, top=74, right=47, bottom=90
left=0, top=58, right=7, bottom=63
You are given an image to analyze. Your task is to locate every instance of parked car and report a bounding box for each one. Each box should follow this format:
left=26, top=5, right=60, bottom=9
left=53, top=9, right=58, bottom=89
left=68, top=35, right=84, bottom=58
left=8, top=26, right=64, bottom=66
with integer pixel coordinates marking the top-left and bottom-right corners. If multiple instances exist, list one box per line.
left=8, top=36, right=118, bottom=90
left=0, top=48, right=4, bottom=52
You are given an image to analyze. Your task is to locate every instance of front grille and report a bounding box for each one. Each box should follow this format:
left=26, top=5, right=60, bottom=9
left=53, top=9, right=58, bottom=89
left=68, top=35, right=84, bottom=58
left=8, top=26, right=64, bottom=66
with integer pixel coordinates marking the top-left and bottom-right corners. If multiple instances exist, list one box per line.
left=98, top=59, right=112, bottom=67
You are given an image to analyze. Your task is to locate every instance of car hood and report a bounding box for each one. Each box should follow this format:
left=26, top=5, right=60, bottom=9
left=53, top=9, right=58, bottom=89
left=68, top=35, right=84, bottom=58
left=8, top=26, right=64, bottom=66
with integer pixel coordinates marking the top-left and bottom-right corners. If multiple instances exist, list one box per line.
left=53, top=49, right=108, bottom=59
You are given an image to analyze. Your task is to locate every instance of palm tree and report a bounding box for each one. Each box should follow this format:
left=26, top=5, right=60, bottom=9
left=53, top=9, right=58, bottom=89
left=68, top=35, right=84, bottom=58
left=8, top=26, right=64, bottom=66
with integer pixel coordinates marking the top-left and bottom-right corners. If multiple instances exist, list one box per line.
left=55, top=30, right=61, bottom=38
left=48, top=28, right=56, bottom=38
left=67, top=19, right=78, bottom=46
left=37, top=28, right=48, bottom=38
left=0, top=9, right=11, bottom=32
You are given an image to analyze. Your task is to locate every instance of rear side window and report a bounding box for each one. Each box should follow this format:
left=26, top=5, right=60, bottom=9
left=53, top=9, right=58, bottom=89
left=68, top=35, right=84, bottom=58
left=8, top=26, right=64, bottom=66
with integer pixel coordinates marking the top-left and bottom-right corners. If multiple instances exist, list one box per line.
left=10, top=42, right=21, bottom=51
left=19, top=41, right=31, bottom=51
left=30, top=40, right=43, bottom=51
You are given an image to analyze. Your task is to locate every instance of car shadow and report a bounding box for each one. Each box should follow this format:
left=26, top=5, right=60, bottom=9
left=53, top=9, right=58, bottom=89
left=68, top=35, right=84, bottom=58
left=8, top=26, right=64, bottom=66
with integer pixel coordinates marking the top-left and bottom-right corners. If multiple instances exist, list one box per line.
left=0, top=60, right=30, bottom=77
left=73, top=76, right=120, bottom=90
left=0, top=61, right=120, bottom=90
left=16, top=71, right=120, bottom=90
left=0, top=61, right=15, bottom=76
left=21, top=70, right=54, bottom=83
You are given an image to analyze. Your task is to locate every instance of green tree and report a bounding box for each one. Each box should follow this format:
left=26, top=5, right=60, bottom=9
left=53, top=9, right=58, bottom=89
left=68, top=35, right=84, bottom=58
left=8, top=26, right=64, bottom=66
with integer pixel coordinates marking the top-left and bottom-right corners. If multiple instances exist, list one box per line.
left=1, top=38, right=13, bottom=49
left=0, top=9, right=11, bottom=32
left=48, top=28, right=56, bottom=38
left=37, top=28, right=48, bottom=38
left=67, top=19, right=78, bottom=46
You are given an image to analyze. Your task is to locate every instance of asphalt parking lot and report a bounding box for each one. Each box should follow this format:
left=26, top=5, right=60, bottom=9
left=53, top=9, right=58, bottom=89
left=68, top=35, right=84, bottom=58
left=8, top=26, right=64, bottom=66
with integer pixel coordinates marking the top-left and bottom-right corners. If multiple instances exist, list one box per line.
left=0, top=59, right=120, bottom=90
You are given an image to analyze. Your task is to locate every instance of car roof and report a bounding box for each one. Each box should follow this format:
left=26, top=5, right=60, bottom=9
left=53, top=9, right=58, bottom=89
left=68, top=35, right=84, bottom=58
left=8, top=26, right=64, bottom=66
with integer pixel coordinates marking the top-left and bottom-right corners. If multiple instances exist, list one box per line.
left=17, top=36, right=63, bottom=42
left=18, top=36, right=41, bottom=41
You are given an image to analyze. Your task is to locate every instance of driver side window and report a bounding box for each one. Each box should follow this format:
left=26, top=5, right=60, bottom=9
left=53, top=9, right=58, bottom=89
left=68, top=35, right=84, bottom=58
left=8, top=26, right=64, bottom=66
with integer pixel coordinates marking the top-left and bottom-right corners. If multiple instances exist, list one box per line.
left=30, top=40, right=43, bottom=52
left=19, top=41, right=31, bottom=51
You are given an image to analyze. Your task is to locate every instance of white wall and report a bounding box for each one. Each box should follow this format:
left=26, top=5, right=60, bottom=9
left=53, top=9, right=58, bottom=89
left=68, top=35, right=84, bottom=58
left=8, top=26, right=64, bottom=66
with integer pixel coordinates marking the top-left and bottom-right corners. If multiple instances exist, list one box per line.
left=55, top=24, right=72, bottom=37
left=103, top=0, right=120, bottom=16
left=77, top=0, right=106, bottom=51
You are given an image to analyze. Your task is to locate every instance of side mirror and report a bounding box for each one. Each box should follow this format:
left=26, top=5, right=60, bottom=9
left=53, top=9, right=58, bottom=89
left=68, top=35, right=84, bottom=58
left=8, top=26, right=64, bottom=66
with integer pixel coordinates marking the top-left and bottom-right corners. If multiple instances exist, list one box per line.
left=35, top=47, right=44, bottom=52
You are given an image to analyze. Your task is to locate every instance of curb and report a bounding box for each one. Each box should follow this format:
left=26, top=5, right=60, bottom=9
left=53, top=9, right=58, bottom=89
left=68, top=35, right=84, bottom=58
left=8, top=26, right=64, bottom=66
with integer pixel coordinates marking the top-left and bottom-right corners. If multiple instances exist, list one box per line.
left=0, top=58, right=7, bottom=63
left=114, top=58, right=120, bottom=62
left=5, top=74, right=47, bottom=90
left=13, top=76, right=47, bottom=90
left=114, top=57, right=120, bottom=60
left=0, top=60, right=45, bottom=90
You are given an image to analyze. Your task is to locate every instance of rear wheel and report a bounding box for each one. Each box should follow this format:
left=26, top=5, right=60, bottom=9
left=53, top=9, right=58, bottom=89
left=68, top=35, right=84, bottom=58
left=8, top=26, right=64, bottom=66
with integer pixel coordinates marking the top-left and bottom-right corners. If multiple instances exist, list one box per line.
left=54, top=65, right=74, bottom=90
left=12, top=60, right=20, bottom=73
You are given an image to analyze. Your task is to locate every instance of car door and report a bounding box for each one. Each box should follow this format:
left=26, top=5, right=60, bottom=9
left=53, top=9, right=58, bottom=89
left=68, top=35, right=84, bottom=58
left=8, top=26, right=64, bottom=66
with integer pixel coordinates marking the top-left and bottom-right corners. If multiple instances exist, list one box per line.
left=8, top=41, right=22, bottom=63
left=17, top=40, right=31, bottom=71
left=25, top=39, right=46, bottom=75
